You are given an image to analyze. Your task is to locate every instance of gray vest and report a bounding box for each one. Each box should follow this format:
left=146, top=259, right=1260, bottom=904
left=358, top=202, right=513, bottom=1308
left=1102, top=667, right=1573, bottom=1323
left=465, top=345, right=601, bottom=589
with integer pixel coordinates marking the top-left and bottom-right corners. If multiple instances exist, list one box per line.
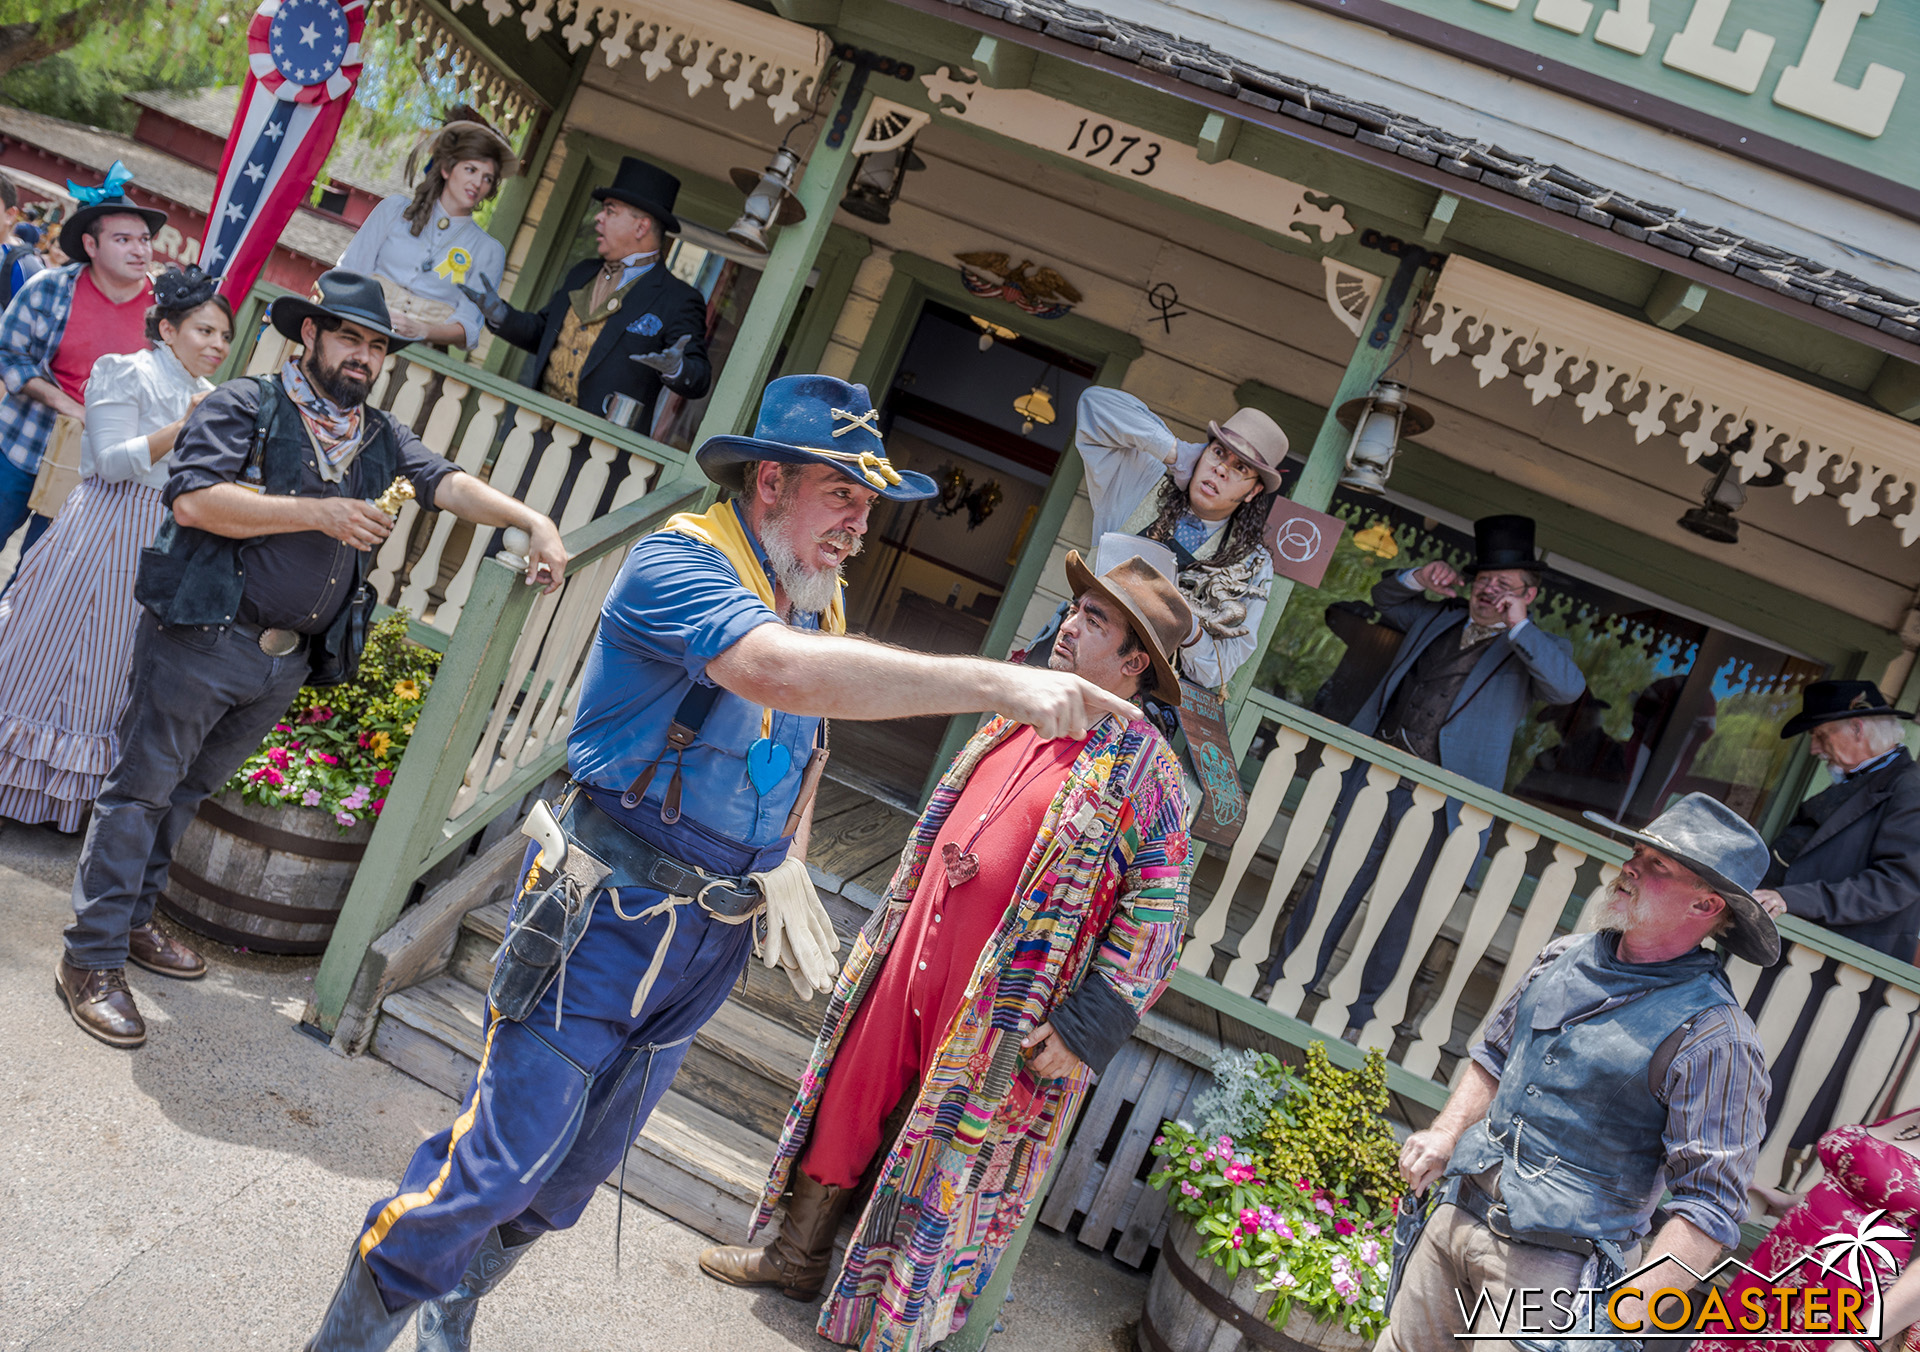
left=1446, top=933, right=1733, bottom=1255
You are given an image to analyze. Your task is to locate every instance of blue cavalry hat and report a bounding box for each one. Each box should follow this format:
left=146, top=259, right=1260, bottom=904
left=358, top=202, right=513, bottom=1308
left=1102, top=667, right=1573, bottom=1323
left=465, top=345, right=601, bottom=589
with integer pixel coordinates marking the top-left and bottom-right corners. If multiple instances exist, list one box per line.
left=697, top=374, right=938, bottom=502
left=1584, top=792, right=1779, bottom=966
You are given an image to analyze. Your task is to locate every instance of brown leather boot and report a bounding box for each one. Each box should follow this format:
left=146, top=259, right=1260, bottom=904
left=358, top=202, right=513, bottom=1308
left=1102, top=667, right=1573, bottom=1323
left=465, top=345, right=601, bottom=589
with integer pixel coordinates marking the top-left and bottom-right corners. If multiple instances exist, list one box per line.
left=697, top=1172, right=852, bottom=1299
left=128, top=922, right=207, bottom=980
left=55, top=958, right=146, bottom=1048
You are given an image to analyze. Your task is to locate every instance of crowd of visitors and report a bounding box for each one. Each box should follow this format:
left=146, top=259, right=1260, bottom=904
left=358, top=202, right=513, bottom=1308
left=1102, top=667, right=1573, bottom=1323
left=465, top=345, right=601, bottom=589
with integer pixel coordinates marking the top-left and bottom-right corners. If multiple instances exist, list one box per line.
left=5, top=145, right=1920, bottom=1352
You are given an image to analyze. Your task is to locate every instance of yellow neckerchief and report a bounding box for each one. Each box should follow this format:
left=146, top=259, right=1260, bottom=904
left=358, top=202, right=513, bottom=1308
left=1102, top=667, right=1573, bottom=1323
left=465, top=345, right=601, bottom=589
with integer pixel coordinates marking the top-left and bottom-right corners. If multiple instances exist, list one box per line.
left=659, top=497, right=846, bottom=737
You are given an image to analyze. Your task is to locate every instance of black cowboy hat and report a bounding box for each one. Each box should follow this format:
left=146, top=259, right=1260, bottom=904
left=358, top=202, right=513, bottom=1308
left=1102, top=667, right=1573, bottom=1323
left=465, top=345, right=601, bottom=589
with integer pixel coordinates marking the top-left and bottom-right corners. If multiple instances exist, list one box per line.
left=1584, top=792, right=1779, bottom=966
left=1781, top=680, right=1916, bottom=739
left=1462, top=514, right=1544, bottom=577
left=270, top=269, right=412, bottom=353
left=60, top=161, right=168, bottom=263
left=697, top=374, right=938, bottom=503
left=593, top=156, right=682, bottom=236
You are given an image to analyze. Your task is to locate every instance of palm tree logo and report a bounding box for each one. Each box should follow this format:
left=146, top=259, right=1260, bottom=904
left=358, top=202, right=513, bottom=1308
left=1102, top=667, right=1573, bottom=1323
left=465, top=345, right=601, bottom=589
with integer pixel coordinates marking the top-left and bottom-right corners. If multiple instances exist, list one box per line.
left=1810, top=1209, right=1908, bottom=1289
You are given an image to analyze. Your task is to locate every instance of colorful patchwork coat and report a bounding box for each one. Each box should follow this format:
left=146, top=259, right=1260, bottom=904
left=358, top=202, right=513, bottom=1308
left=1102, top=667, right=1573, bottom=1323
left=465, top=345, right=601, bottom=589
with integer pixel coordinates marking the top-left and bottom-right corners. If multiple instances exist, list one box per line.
left=751, top=713, right=1192, bottom=1352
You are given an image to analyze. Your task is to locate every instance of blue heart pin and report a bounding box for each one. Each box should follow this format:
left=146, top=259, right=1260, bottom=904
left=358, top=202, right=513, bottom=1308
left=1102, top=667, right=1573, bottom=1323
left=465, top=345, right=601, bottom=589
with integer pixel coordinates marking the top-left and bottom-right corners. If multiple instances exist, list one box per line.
left=746, top=737, right=791, bottom=795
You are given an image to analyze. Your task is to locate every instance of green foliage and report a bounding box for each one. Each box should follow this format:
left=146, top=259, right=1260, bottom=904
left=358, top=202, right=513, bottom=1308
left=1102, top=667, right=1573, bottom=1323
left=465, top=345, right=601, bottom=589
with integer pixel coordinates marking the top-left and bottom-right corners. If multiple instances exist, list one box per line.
left=1148, top=1042, right=1402, bottom=1340
left=1255, top=1043, right=1403, bottom=1215
left=224, top=614, right=441, bottom=829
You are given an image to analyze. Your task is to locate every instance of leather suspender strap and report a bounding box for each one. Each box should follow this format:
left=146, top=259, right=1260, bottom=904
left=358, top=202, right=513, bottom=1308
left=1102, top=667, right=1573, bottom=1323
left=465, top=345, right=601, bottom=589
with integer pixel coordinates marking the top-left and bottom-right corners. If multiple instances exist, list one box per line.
left=621, top=682, right=723, bottom=823
left=782, top=721, right=831, bottom=837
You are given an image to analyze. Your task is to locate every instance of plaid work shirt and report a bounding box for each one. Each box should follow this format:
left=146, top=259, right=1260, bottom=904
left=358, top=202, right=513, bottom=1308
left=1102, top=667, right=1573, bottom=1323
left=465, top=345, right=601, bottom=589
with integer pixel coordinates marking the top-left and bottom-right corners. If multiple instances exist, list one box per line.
left=0, top=264, right=82, bottom=475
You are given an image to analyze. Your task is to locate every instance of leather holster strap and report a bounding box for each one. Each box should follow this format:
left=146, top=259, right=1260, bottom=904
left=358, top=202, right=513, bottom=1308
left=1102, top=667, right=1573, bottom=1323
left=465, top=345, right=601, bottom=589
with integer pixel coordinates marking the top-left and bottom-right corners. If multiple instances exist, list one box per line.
left=1453, top=1175, right=1596, bottom=1258
left=564, top=791, right=762, bottom=918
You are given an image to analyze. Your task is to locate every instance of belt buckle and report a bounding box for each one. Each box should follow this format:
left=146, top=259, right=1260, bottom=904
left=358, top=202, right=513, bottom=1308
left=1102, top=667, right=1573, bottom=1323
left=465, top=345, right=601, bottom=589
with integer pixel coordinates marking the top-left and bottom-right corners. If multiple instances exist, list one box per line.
left=1484, top=1202, right=1514, bottom=1242
left=257, top=627, right=300, bottom=657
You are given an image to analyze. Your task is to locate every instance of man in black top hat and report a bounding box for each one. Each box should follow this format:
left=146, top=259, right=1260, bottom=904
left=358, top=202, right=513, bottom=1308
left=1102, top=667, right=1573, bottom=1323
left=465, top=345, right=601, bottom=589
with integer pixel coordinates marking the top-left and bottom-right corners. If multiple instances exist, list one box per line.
left=459, top=155, right=711, bottom=425
left=1754, top=679, right=1920, bottom=961
left=53, top=270, right=566, bottom=1051
left=1257, top=514, right=1585, bottom=1036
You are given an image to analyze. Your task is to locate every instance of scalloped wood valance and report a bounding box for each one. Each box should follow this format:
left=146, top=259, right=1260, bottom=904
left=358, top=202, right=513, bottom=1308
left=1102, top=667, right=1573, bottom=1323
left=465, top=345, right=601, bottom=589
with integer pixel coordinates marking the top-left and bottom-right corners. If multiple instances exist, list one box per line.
left=1422, top=257, right=1920, bottom=545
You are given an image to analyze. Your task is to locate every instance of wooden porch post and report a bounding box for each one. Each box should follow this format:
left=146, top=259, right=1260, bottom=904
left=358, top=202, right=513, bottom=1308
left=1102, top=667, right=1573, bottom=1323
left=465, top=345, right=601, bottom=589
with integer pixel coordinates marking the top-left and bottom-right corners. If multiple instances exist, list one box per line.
left=689, top=85, right=875, bottom=448
left=1224, top=260, right=1439, bottom=710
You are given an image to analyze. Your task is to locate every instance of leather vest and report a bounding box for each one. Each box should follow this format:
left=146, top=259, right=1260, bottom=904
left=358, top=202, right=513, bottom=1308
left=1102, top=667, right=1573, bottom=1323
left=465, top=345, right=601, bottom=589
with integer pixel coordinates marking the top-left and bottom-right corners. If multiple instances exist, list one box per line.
left=1445, top=933, right=1733, bottom=1254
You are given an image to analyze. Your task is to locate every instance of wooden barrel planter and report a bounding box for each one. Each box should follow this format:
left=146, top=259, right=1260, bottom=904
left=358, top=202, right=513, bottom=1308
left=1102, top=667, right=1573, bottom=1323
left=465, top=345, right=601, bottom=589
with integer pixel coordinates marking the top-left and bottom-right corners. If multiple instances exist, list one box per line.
left=160, top=790, right=376, bottom=955
left=1140, top=1216, right=1371, bottom=1352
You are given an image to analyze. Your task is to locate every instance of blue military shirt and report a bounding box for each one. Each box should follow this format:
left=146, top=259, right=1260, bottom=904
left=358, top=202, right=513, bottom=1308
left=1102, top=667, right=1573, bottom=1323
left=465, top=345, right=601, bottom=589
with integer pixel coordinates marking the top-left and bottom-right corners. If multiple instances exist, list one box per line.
left=569, top=519, right=823, bottom=856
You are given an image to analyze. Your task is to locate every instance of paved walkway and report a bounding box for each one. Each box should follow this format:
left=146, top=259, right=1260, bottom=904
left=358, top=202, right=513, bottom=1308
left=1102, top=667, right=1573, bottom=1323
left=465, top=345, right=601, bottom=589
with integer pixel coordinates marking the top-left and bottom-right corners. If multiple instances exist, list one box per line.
left=0, top=821, right=1144, bottom=1351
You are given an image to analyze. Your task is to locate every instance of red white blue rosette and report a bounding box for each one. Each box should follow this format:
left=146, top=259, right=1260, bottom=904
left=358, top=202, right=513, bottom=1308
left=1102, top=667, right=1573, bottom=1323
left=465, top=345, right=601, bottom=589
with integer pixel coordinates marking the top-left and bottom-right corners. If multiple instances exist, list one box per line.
left=246, top=0, right=365, bottom=103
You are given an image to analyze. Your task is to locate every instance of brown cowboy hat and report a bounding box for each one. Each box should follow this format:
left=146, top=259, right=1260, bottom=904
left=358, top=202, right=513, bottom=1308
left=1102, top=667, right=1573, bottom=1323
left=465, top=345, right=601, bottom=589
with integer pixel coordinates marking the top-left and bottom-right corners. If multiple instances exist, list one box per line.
left=1063, top=549, right=1194, bottom=703
left=1207, top=407, right=1288, bottom=492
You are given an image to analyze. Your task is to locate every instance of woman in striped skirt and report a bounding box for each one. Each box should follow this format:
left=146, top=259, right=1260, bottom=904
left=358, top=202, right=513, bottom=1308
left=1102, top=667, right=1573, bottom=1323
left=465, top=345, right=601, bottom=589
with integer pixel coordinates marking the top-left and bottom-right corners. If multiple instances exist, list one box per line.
left=0, top=266, right=231, bottom=830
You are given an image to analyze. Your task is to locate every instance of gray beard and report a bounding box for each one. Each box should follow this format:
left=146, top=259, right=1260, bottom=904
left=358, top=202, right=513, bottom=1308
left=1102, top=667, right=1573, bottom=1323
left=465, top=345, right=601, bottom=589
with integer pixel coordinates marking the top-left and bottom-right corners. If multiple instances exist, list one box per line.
left=763, top=521, right=848, bottom=616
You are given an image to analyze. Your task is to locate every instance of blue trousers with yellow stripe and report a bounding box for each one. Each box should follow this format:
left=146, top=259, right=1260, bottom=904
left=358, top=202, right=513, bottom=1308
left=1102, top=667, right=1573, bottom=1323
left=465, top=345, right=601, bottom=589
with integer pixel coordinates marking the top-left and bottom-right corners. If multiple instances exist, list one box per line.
left=355, top=839, right=761, bottom=1308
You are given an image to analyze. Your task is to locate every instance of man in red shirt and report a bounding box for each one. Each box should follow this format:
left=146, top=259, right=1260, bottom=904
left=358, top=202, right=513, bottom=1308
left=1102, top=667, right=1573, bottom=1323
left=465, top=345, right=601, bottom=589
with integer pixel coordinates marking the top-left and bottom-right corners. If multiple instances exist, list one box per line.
left=0, top=166, right=163, bottom=561
left=700, top=546, right=1195, bottom=1350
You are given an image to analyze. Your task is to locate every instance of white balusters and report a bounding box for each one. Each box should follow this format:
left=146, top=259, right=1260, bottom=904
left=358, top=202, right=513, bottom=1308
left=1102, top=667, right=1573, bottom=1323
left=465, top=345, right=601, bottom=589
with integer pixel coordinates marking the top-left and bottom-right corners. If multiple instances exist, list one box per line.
left=1182, top=729, right=1303, bottom=978
left=556, top=437, right=618, bottom=534
left=1755, top=962, right=1871, bottom=1188
left=386, top=360, right=434, bottom=431
left=404, top=391, right=504, bottom=624
left=1752, top=944, right=1825, bottom=1072
left=607, top=453, right=661, bottom=510
left=1368, top=803, right=1498, bottom=1055
left=1454, top=824, right=1545, bottom=1054
left=246, top=326, right=292, bottom=377
left=1269, top=760, right=1397, bottom=1014
left=1317, top=783, right=1446, bottom=1036
left=367, top=366, right=457, bottom=603
left=1831, top=983, right=1920, bottom=1132
left=367, top=351, right=399, bottom=407
left=1222, top=743, right=1349, bottom=995
left=1400, top=813, right=1525, bottom=1078
left=439, top=406, right=543, bottom=630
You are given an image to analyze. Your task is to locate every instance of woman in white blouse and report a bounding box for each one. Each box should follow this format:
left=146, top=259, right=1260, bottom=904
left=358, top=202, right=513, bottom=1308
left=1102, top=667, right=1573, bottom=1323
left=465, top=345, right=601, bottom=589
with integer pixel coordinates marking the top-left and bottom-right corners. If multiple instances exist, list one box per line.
left=337, top=110, right=517, bottom=348
left=0, top=266, right=231, bottom=830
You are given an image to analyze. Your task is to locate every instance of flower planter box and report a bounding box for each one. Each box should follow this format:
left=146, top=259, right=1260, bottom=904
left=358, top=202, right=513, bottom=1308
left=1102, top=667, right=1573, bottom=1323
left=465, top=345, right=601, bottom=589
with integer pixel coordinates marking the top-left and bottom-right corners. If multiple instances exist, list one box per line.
left=1140, top=1215, right=1371, bottom=1352
left=160, top=789, right=376, bottom=955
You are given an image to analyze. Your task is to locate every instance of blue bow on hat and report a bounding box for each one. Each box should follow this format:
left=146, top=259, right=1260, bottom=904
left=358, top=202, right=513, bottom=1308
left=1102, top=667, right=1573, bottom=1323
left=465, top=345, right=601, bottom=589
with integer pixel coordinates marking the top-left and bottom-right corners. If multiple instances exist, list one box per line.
left=68, top=159, right=135, bottom=205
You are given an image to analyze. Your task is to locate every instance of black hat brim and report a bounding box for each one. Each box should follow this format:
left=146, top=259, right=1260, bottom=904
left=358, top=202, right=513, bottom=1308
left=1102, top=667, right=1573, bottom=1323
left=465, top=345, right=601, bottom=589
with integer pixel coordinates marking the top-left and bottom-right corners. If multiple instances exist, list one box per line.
left=271, top=295, right=412, bottom=353
left=1582, top=810, right=1780, bottom=966
left=697, top=434, right=937, bottom=503
left=1780, top=705, right=1915, bottom=739
left=60, top=201, right=169, bottom=264
left=592, top=186, right=680, bottom=236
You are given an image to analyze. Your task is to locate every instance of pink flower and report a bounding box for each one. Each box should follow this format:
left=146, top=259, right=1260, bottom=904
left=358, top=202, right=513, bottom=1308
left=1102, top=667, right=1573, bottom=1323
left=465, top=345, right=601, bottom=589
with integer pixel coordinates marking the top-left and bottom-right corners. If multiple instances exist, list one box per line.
left=1179, top=1182, right=1200, bottom=1198
left=1188, top=1159, right=1202, bottom=1173
left=371, top=798, right=385, bottom=815
left=1316, top=1198, right=1335, bottom=1216
left=1229, top=1234, right=1241, bottom=1249
left=1302, top=1221, right=1321, bottom=1239
left=266, top=747, right=290, bottom=770
left=1360, top=1240, right=1381, bottom=1266
left=302, top=790, right=323, bottom=807
left=1295, top=1179, right=1311, bottom=1191
left=335, top=810, right=358, bottom=827
left=374, top=769, right=393, bottom=787
left=1334, top=1218, right=1356, bottom=1236
left=273, top=723, right=292, bottom=733
left=357, top=732, right=371, bottom=748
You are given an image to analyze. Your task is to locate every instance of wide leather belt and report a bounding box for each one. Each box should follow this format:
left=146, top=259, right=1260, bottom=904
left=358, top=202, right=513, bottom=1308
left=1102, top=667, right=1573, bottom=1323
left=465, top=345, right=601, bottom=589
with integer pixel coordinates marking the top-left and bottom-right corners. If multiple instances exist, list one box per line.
left=1454, top=1175, right=1596, bottom=1258
left=563, top=790, right=762, bottom=918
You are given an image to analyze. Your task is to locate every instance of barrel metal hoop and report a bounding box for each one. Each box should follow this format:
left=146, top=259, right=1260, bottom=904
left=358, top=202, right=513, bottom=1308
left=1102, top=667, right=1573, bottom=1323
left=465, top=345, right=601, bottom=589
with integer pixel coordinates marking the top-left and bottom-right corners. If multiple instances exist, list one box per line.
left=195, top=794, right=370, bottom=863
left=167, top=861, right=345, bottom=925
left=1158, top=1236, right=1329, bottom=1352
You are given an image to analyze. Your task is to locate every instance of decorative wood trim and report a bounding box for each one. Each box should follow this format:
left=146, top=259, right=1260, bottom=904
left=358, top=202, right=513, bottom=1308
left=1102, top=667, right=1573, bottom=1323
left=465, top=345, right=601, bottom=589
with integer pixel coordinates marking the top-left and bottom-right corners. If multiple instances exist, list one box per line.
left=458, top=0, right=829, bottom=122
left=1423, top=256, right=1920, bottom=544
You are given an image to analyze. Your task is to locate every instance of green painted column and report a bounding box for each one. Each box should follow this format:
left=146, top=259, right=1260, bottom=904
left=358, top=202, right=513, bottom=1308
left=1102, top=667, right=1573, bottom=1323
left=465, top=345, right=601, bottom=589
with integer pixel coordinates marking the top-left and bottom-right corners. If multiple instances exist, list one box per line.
left=691, top=87, right=875, bottom=448
left=1224, top=267, right=1438, bottom=709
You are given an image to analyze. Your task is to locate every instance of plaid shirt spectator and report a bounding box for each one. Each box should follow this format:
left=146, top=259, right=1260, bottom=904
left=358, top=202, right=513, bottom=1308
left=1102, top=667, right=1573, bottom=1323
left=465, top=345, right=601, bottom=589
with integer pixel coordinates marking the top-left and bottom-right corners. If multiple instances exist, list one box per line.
left=0, top=263, right=82, bottom=475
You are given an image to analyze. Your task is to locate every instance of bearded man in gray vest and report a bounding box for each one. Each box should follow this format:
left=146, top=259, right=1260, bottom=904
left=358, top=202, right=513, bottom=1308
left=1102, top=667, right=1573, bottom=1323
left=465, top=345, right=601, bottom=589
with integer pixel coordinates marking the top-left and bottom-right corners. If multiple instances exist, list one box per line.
left=1377, top=793, right=1774, bottom=1350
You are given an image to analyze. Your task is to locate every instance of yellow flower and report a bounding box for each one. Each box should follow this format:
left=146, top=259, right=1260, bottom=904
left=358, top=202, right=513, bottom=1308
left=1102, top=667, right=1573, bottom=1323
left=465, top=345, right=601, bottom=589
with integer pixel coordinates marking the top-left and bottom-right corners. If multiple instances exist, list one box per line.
left=368, top=731, right=393, bottom=759
left=1354, top=522, right=1400, bottom=559
left=393, top=679, right=421, bottom=701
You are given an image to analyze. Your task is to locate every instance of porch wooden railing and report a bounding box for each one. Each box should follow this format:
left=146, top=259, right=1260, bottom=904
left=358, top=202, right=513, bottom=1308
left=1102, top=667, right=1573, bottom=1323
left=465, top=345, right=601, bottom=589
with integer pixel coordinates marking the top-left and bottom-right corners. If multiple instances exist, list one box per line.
left=1173, top=688, right=1920, bottom=1190
left=225, top=283, right=689, bottom=635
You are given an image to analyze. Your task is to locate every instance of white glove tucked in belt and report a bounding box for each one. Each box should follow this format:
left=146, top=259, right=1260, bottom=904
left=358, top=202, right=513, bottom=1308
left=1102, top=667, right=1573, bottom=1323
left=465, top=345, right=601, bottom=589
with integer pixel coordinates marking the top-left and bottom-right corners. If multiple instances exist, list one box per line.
left=751, top=856, right=841, bottom=1000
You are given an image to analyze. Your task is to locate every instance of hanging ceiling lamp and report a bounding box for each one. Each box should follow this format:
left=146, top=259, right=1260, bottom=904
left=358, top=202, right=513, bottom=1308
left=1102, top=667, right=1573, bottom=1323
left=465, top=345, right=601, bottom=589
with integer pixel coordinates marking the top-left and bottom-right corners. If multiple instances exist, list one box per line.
left=1335, top=378, right=1434, bottom=495
left=1679, top=425, right=1785, bottom=544
left=971, top=316, right=1019, bottom=351
left=725, top=144, right=807, bottom=254
left=1014, top=385, right=1056, bottom=435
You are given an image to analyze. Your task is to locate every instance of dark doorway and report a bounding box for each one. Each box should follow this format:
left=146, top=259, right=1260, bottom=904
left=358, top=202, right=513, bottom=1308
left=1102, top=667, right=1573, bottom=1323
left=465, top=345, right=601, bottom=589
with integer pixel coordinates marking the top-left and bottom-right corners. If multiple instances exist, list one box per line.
left=830, top=302, right=1097, bottom=806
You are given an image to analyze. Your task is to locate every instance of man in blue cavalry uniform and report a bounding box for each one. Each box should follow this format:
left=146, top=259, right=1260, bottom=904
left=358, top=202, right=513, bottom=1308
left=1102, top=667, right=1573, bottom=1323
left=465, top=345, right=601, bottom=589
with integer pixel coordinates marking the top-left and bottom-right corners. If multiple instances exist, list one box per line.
left=1377, top=794, right=1775, bottom=1351
left=305, top=374, right=1143, bottom=1351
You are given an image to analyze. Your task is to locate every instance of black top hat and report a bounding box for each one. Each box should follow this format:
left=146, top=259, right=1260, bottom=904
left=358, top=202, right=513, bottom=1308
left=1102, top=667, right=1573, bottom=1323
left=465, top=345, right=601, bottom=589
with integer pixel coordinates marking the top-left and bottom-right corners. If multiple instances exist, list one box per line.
left=60, top=160, right=169, bottom=263
left=697, top=374, right=938, bottom=503
left=270, top=269, right=411, bottom=353
left=1462, top=514, right=1543, bottom=577
left=1584, top=792, right=1779, bottom=966
left=1781, top=680, right=1915, bottom=739
left=592, top=156, right=682, bottom=236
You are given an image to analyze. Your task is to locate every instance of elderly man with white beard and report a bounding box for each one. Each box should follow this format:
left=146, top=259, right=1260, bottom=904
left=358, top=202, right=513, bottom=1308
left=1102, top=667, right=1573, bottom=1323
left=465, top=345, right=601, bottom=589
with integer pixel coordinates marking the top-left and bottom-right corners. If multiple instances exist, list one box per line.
left=307, top=374, right=1142, bottom=1352
left=1375, top=793, right=1775, bottom=1351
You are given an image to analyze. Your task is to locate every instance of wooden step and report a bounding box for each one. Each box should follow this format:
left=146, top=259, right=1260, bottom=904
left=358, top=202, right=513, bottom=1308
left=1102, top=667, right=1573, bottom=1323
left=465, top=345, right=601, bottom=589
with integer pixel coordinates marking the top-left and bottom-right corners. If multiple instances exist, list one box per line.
left=678, top=999, right=815, bottom=1137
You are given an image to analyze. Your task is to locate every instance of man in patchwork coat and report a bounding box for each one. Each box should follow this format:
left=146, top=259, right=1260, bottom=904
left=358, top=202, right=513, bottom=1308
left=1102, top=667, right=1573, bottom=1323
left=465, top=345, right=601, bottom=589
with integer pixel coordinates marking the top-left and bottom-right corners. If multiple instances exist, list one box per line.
left=700, top=547, right=1196, bottom=1352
